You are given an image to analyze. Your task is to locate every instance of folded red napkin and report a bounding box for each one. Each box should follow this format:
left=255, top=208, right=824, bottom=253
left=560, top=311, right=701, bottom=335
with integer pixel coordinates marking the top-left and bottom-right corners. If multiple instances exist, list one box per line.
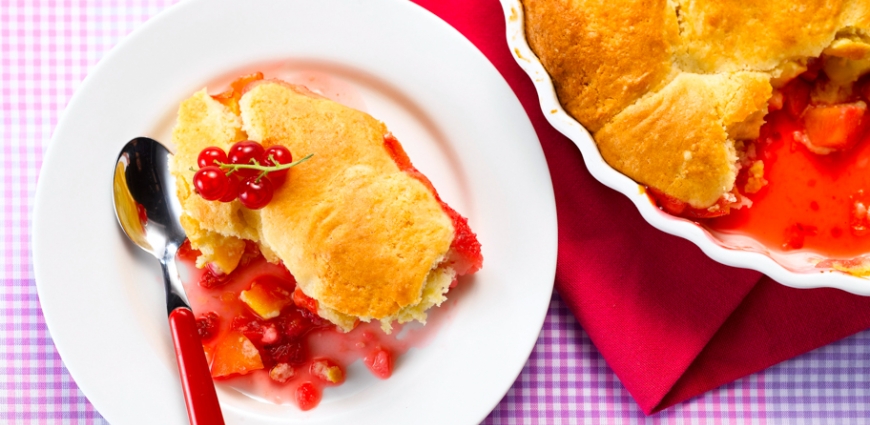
left=414, top=0, right=870, bottom=414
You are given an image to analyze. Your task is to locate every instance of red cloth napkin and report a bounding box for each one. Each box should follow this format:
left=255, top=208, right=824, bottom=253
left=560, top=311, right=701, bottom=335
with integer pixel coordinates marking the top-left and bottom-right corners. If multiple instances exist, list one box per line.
left=413, top=0, right=870, bottom=414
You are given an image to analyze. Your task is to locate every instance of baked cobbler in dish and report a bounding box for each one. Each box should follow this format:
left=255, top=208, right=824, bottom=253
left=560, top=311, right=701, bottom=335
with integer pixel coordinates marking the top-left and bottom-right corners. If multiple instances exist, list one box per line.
left=523, top=0, right=869, bottom=213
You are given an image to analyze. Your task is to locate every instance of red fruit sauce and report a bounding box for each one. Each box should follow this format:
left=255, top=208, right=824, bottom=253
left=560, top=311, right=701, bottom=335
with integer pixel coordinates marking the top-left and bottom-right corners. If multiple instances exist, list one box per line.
left=176, top=241, right=451, bottom=410
left=705, top=108, right=870, bottom=256
left=182, top=74, right=481, bottom=410
left=650, top=65, right=870, bottom=258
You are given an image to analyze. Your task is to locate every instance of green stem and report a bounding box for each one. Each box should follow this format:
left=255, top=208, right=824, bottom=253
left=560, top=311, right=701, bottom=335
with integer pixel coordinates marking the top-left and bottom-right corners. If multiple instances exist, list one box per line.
left=218, top=153, right=313, bottom=173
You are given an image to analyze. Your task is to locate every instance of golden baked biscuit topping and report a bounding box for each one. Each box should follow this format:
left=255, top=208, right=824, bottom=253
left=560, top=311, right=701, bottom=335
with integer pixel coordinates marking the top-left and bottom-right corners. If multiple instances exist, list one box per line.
left=523, top=0, right=870, bottom=211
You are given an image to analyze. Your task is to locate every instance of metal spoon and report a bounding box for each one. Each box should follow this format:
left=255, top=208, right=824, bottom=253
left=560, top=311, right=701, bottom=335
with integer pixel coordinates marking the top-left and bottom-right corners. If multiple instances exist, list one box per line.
left=112, top=137, right=225, bottom=425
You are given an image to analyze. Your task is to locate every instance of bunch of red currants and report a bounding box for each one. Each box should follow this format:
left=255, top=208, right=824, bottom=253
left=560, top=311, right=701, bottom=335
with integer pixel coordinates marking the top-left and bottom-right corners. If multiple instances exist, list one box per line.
left=192, top=140, right=311, bottom=209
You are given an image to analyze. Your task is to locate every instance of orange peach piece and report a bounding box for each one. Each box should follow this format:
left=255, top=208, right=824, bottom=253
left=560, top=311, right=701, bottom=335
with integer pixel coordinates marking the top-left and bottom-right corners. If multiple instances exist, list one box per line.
left=803, top=101, right=866, bottom=153
left=211, top=331, right=264, bottom=378
left=239, top=280, right=292, bottom=319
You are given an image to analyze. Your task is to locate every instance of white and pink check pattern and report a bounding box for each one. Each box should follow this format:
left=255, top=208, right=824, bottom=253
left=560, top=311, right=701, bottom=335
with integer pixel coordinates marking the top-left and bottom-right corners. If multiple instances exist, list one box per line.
left=2, top=1, right=869, bottom=423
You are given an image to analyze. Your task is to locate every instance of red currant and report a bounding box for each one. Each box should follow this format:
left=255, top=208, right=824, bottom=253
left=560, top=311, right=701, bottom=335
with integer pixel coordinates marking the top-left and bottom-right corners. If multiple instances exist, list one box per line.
left=363, top=347, right=393, bottom=379
left=228, top=140, right=265, bottom=178
left=262, top=145, right=293, bottom=184
left=196, top=312, right=220, bottom=343
left=197, top=146, right=228, bottom=168
left=218, top=174, right=240, bottom=203
left=238, top=177, right=274, bottom=209
left=193, top=166, right=230, bottom=201
left=295, top=382, right=320, bottom=411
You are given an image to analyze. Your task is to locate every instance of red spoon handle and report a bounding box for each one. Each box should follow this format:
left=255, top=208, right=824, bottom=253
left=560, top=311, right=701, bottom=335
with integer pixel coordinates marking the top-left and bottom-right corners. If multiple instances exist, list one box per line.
left=169, top=307, right=225, bottom=425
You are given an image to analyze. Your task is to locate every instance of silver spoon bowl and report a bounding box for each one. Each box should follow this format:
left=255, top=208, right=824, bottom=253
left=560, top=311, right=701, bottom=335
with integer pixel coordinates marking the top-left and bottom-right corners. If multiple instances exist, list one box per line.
left=113, top=137, right=188, bottom=310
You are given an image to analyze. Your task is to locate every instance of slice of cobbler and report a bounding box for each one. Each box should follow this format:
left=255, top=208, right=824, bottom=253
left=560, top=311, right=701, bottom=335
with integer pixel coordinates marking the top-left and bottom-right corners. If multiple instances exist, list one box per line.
left=169, top=75, right=482, bottom=333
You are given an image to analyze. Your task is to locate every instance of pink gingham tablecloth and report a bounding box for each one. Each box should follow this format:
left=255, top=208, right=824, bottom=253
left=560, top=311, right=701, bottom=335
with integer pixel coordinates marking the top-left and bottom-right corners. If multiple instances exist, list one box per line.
left=2, top=1, right=870, bottom=423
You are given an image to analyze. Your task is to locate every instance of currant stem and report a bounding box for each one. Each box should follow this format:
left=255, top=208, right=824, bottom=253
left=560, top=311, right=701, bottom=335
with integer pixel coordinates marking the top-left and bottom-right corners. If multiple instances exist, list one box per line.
left=218, top=153, right=313, bottom=173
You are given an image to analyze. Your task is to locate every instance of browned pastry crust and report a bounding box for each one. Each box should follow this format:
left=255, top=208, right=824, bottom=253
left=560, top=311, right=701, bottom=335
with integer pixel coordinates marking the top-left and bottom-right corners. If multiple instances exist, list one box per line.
left=239, top=82, right=454, bottom=328
left=523, top=0, right=870, bottom=209
left=596, top=72, right=771, bottom=207
left=522, top=0, right=680, bottom=133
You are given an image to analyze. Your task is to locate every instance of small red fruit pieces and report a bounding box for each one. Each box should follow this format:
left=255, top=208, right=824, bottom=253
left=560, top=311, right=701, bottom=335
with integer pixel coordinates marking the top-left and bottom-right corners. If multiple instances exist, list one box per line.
left=280, top=308, right=314, bottom=339
left=237, top=240, right=262, bottom=269
left=802, top=101, right=866, bottom=153
left=231, top=315, right=266, bottom=342
left=210, top=330, right=264, bottom=378
left=196, top=312, right=220, bottom=343
left=239, top=277, right=293, bottom=319
left=199, top=266, right=230, bottom=289
left=310, top=359, right=345, bottom=384
left=193, top=166, right=230, bottom=201
left=292, top=287, right=319, bottom=316
left=261, top=323, right=280, bottom=345
left=267, top=340, right=306, bottom=366
left=296, top=382, right=321, bottom=411
left=228, top=141, right=266, bottom=178
left=782, top=223, right=819, bottom=250
left=176, top=239, right=199, bottom=261
left=238, top=177, right=274, bottom=210
left=442, top=205, right=484, bottom=275
left=363, top=347, right=393, bottom=380
left=646, top=187, right=687, bottom=215
left=781, top=78, right=811, bottom=118
left=197, top=146, right=228, bottom=168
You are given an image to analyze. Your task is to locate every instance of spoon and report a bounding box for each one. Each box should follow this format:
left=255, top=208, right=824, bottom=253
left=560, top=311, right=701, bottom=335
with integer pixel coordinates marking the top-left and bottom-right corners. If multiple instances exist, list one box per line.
left=112, top=137, right=225, bottom=425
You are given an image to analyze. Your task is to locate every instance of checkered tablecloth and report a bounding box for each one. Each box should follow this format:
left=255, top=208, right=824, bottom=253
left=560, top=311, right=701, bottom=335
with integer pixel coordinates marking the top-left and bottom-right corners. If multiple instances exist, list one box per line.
left=2, top=1, right=869, bottom=423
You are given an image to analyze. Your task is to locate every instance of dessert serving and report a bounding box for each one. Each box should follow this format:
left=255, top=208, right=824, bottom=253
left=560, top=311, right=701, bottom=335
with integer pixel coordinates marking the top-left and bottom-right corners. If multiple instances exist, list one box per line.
left=168, top=73, right=482, bottom=409
left=520, top=0, right=870, bottom=268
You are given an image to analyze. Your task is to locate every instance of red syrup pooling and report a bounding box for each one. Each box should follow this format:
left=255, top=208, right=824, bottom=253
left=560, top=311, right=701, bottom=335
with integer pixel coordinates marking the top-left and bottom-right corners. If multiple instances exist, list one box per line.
left=646, top=64, right=870, bottom=258
left=705, top=108, right=870, bottom=256
left=176, top=241, right=450, bottom=410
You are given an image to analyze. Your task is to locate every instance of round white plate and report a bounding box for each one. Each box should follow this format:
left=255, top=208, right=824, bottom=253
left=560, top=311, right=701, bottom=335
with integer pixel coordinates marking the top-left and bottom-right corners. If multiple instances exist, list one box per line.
left=32, top=1, right=557, bottom=424
left=501, top=0, right=870, bottom=295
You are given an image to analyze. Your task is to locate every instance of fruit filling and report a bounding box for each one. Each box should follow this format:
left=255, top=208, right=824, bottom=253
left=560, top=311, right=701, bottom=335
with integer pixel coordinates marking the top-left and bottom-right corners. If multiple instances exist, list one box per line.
left=178, top=240, right=431, bottom=410
left=650, top=52, right=870, bottom=262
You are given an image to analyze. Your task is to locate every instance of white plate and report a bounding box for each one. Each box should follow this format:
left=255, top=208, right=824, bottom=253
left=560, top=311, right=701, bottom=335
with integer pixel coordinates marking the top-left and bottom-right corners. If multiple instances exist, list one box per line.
left=501, top=0, right=870, bottom=295
left=32, top=1, right=557, bottom=424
